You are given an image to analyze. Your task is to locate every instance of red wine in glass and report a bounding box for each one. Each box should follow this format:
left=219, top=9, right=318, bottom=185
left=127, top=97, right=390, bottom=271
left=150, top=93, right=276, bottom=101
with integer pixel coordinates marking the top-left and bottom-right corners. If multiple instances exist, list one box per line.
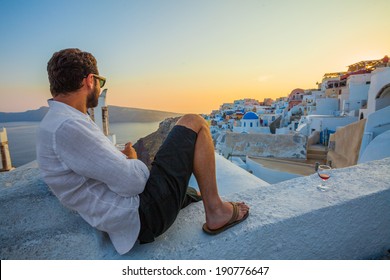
left=317, top=165, right=331, bottom=191
left=318, top=173, right=330, bottom=181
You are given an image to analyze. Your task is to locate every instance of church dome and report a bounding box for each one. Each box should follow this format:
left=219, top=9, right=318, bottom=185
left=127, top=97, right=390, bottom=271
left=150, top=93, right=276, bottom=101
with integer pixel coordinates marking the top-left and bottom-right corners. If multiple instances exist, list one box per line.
left=242, top=112, right=258, bottom=120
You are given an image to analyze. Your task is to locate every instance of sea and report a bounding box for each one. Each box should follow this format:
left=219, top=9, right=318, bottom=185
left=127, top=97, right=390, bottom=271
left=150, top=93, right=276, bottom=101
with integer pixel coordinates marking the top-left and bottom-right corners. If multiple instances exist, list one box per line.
left=0, top=121, right=160, bottom=168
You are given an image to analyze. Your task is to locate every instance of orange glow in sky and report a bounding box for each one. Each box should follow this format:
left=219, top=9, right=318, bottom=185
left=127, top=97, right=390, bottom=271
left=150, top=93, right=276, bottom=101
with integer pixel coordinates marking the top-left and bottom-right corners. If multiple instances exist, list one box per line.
left=1, top=0, right=389, bottom=114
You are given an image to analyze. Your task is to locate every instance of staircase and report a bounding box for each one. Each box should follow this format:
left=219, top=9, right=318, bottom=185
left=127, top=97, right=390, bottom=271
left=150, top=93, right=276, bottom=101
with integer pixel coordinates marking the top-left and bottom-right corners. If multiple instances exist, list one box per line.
left=307, top=144, right=328, bottom=165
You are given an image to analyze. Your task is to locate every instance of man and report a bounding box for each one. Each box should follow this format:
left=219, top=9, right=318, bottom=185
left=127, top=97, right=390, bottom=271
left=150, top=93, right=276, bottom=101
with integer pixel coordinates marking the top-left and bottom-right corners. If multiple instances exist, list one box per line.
left=37, top=48, right=249, bottom=255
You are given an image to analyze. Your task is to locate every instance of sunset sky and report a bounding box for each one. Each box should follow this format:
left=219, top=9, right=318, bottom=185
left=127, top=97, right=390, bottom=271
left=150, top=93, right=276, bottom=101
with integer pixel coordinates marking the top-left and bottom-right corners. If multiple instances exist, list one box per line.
left=1, top=0, right=389, bottom=114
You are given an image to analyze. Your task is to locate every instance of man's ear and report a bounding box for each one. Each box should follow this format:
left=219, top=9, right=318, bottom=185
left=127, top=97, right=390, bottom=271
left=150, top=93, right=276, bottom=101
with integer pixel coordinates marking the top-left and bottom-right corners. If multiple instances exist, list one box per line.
left=85, top=74, right=95, bottom=88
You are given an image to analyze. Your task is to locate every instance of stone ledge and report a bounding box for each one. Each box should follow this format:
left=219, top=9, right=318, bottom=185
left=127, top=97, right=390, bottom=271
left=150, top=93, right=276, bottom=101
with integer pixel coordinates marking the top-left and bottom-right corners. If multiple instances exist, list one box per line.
left=0, top=156, right=389, bottom=260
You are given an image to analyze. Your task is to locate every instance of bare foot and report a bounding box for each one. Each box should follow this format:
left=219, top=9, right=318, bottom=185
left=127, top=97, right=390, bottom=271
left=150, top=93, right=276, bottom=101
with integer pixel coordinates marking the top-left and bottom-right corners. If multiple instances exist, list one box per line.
left=205, top=201, right=249, bottom=230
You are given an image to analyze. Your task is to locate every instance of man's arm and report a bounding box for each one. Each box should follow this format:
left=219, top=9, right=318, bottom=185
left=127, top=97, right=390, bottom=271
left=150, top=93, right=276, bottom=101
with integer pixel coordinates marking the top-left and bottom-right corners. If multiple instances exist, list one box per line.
left=54, top=119, right=150, bottom=197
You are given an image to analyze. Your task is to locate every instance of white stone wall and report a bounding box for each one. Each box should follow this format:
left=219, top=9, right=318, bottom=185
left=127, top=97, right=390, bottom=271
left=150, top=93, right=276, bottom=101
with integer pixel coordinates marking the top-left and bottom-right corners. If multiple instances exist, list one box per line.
left=349, top=83, right=370, bottom=101
left=367, top=67, right=390, bottom=115
left=222, top=132, right=307, bottom=159
left=1, top=156, right=389, bottom=259
left=359, top=105, right=390, bottom=160
left=315, top=98, right=339, bottom=115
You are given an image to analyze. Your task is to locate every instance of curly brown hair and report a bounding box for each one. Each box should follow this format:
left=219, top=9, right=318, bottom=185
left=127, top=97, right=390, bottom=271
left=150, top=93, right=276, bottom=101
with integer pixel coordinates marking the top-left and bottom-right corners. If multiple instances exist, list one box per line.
left=47, top=48, right=99, bottom=96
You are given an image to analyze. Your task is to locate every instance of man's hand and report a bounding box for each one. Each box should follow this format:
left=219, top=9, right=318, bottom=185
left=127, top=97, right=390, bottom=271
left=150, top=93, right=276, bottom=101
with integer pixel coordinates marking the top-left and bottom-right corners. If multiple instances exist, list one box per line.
left=121, top=142, right=138, bottom=159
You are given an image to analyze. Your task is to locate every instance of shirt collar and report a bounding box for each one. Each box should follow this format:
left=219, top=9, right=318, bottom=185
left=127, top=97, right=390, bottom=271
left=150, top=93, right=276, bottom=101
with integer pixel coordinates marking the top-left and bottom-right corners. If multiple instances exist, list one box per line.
left=47, top=99, right=91, bottom=121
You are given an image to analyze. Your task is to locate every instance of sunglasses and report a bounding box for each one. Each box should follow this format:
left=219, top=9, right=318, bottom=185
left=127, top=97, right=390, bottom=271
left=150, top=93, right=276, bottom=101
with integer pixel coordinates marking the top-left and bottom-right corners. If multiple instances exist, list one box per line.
left=90, top=74, right=106, bottom=87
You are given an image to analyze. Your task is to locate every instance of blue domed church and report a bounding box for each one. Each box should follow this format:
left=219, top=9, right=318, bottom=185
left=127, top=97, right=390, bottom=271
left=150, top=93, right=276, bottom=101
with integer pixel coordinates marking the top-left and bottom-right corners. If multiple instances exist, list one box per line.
left=242, top=112, right=259, bottom=130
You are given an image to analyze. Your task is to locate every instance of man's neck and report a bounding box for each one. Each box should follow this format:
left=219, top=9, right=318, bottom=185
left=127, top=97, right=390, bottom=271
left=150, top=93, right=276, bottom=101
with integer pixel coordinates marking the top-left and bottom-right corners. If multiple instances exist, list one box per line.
left=53, top=92, right=87, bottom=114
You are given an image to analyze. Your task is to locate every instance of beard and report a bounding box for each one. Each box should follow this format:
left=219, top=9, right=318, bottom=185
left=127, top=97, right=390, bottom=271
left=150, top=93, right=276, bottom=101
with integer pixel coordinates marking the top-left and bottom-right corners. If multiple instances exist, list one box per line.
left=86, top=82, right=100, bottom=108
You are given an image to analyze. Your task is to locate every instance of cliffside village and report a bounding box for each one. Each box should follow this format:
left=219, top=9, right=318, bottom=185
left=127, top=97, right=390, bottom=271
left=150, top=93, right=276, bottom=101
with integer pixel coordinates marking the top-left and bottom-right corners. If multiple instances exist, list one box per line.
left=202, top=56, right=390, bottom=183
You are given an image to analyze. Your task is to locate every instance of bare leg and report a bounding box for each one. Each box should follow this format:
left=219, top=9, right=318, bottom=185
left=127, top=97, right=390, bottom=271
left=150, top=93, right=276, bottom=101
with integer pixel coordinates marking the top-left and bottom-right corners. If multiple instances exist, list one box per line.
left=176, top=114, right=249, bottom=230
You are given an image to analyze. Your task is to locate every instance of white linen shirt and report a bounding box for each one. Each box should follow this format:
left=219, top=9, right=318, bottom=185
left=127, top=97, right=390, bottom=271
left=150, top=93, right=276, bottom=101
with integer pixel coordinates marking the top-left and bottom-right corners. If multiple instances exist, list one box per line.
left=36, top=100, right=150, bottom=255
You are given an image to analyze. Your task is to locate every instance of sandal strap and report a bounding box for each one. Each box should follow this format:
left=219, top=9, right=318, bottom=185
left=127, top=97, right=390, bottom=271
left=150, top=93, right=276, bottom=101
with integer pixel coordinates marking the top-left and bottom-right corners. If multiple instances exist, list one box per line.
left=227, top=202, right=239, bottom=225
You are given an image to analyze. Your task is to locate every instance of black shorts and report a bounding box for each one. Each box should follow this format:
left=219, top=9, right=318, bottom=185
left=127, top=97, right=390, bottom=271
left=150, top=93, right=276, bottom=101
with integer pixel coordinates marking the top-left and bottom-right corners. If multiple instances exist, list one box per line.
left=138, top=125, right=198, bottom=243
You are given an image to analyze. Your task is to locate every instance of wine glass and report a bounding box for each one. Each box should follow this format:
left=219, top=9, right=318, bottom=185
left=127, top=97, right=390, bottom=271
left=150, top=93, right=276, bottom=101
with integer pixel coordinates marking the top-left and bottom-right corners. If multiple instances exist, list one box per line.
left=317, top=165, right=332, bottom=191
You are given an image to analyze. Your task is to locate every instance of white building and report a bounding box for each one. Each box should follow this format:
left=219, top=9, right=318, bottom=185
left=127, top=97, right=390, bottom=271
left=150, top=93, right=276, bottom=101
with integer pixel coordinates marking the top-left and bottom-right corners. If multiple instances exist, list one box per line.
left=254, top=105, right=272, bottom=114
left=362, top=66, right=390, bottom=118
left=338, top=73, right=371, bottom=116
left=233, top=112, right=270, bottom=134
left=296, top=115, right=358, bottom=138
left=259, top=113, right=281, bottom=128
left=357, top=66, right=390, bottom=162
left=315, top=98, right=339, bottom=115
left=358, top=106, right=390, bottom=163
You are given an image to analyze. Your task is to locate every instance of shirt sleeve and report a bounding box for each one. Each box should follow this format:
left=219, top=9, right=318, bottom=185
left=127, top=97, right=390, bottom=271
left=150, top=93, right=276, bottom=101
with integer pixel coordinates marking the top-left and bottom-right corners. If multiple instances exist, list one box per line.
left=54, top=118, right=150, bottom=197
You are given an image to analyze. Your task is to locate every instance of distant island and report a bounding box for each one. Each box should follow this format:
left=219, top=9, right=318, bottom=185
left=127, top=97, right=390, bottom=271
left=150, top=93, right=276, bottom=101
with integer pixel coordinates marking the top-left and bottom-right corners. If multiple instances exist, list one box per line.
left=0, top=105, right=183, bottom=123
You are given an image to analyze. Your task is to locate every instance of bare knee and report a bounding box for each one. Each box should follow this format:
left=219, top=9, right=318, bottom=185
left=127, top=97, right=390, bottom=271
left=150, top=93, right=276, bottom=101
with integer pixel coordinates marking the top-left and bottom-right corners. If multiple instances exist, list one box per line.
left=176, top=114, right=208, bottom=133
